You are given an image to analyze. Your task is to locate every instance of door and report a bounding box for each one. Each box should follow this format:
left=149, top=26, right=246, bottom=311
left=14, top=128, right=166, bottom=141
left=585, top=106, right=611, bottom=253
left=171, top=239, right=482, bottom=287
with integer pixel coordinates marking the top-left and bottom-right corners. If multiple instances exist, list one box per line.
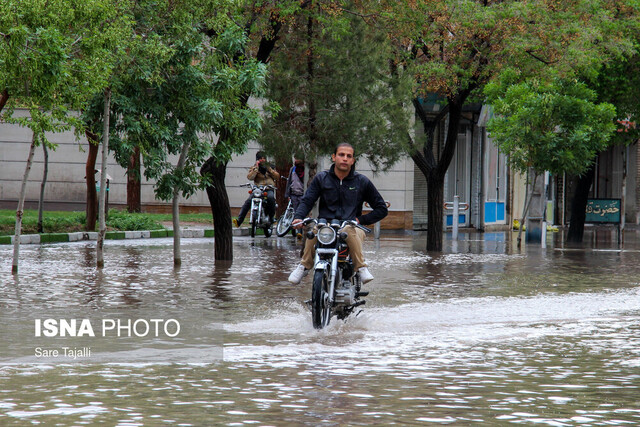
left=483, top=132, right=507, bottom=225
left=444, top=127, right=471, bottom=227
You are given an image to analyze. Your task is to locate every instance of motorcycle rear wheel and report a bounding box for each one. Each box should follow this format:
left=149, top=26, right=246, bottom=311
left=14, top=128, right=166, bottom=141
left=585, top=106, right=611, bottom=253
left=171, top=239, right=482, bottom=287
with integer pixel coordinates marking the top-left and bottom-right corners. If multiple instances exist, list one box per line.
left=312, top=269, right=331, bottom=329
left=276, top=208, right=294, bottom=237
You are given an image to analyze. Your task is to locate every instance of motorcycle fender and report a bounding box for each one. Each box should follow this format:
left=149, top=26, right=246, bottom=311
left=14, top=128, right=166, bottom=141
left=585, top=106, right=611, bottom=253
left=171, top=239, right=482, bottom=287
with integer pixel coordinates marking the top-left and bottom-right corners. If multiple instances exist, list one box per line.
left=251, top=199, right=262, bottom=223
left=314, top=261, right=330, bottom=272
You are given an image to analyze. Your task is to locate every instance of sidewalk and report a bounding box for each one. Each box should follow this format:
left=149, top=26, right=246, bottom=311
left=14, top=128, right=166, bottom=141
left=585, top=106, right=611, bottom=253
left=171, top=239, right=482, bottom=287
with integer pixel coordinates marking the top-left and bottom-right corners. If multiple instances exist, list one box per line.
left=0, top=228, right=215, bottom=245
left=5, top=221, right=638, bottom=245
left=0, top=222, right=258, bottom=245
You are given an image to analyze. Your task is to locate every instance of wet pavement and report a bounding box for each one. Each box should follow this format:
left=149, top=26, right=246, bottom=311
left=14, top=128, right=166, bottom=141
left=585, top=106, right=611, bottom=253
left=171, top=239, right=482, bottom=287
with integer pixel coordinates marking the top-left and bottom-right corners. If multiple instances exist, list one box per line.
left=0, top=229, right=639, bottom=425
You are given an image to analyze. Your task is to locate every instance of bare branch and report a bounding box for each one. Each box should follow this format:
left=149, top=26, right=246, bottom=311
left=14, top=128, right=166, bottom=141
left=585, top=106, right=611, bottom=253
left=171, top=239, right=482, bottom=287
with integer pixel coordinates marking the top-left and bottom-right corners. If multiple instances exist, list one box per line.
left=525, top=49, right=556, bottom=65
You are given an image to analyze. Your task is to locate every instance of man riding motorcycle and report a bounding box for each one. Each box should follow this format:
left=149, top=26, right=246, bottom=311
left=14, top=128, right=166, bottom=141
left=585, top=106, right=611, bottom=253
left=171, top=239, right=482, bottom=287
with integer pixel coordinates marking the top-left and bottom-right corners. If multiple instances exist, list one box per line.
left=234, top=151, right=280, bottom=228
left=288, top=143, right=387, bottom=285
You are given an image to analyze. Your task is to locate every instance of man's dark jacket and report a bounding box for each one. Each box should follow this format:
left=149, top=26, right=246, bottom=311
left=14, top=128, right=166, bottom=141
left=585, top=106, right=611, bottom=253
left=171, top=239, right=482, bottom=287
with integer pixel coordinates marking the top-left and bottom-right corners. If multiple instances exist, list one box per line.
left=294, top=164, right=387, bottom=226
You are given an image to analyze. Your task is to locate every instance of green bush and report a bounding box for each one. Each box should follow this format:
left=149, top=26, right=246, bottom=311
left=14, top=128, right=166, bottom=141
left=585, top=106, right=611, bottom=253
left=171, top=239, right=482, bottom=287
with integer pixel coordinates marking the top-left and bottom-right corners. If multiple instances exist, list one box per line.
left=0, top=209, right=173, bottom=235
left=0, top=211, right=85, bottom=235
left=106, top=210, right=163, bottom=231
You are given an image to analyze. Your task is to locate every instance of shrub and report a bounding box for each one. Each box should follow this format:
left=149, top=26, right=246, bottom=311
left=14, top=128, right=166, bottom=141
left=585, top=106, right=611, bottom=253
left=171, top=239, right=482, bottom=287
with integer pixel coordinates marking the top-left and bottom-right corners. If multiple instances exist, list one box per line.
left=106, top=210, right=164, bottom=231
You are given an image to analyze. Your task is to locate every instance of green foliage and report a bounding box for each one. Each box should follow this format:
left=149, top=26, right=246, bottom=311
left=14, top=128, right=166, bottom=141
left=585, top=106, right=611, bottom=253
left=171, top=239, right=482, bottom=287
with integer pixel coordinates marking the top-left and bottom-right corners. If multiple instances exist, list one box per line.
left=0, top=209, right=164, bottom=235
left=84, top=0, right=267, bottom=202
left=375, top=0, right=639, bottom=109
left=0, top=210, right=85, bottom=235
left=592, top=53, right=640, bottom=144
left=258, top=2, right=412, bottom=170
left=0, top=0, right=133, bottom=146
left=105, top=210, right=163, bottom=231
left=485, top=76, right=617, bottom=176
left=150, top=212, right=213, bottom=223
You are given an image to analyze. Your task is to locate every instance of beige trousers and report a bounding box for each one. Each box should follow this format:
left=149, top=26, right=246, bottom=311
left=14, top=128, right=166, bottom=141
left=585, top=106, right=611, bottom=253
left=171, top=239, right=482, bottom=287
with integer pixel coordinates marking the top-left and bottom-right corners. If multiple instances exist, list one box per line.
left=300, top=225, right=367, bottom=270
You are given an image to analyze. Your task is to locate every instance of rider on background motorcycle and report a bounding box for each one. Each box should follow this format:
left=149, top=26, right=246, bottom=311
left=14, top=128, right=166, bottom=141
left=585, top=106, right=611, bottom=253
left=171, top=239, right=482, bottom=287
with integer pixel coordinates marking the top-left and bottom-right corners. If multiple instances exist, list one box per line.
left=233, top=151, right=280, bottom=228
left=288, top=143, right=387, bottom=285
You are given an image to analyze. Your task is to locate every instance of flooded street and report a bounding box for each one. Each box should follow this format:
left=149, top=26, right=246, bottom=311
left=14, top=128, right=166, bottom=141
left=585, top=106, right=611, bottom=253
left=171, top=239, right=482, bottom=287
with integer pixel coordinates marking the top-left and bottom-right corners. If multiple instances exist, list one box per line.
left=1, top=231, right=640, bottom=425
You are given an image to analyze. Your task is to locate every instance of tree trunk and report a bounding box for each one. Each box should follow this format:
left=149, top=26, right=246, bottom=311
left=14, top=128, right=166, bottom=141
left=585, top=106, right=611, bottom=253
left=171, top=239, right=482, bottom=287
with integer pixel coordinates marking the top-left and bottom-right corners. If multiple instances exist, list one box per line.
left=275, top=164, right=289, bottom=217
left=85, top=130, right=99, bottom=231
left=306, top=15, right=319, bottom=187
left=127, top=146, right=141, bottom=213
left=201, top=157, right=233, bottom=261
left=412, top=95, right=466, bottom=252
left=567, top=162, right=596, bottom=243
left=307, top=159, right=318, bottom=184
left=517, top=171, right=538, bottom=248
left=97, top=88, right=111, bottom=268
left=0, top=89, right=9, bottom=114
left=37, top=142, right=49, bottom=233
left=198, top=6, right=294, bottom=262
left=13, top=132, right=37, bottom=274
left=426, top=175, right=445, bottom=252
left=172, top=140, right=192, bottom=267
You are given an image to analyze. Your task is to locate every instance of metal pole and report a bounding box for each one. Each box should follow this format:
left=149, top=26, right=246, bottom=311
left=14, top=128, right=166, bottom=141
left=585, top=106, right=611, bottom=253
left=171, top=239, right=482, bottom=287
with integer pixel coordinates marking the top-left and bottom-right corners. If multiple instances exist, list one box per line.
left=374, top=221, right=381, bottom=240
left=542, top=172, right=549, bottom=249
left=621, top=145, right=628, bottom=247
left=453, top=195, right=459, bottom=241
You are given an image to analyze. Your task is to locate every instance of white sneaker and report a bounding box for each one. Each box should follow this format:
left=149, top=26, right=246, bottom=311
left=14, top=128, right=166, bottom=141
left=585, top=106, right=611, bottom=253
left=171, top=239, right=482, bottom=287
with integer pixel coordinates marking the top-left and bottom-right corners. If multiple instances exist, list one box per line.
left=358, top=267, right=374, bottom=284
left=288, top=264, right=309, bottom=284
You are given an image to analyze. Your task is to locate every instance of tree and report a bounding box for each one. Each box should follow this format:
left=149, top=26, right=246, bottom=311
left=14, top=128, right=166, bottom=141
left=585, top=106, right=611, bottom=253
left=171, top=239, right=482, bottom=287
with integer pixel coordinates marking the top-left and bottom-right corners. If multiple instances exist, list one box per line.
left=0, top=0, right=131, bottom=273
left=200, top=0, right=314, bottom=261
left=97, top=89, right=111, bottom=268
left=84, top=0, right=267, bottom=266
left=369, top=0, right=638, bottom=251
left=258, top=1, right=411, bottom=177
left=36, top=143, right=49, bottom=233
left=485, top=75, right=617, bottom=246
left=565, top=51, right=640, bottom=243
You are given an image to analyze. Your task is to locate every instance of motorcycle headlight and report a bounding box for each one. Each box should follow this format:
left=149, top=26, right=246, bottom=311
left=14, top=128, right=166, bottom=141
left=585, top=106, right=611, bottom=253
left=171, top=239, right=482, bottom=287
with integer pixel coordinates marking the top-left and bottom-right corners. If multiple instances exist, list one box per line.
left=317, top=226, right=336, bottom=245
left=252, top=188, right=262, bottom=198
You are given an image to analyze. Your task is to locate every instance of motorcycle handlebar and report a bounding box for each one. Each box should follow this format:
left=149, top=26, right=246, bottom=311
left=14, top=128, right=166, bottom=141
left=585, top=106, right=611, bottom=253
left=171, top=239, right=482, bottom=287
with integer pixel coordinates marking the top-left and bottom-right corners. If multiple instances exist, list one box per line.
left=299, top=218, right=371, bottom=233
left=240, top=183, right=276, bottom=190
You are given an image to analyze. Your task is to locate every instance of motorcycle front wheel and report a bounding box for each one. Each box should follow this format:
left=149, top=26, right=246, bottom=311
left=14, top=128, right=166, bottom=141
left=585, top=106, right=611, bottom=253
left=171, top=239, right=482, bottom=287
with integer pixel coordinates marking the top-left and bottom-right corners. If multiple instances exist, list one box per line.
left=276, top=208, right=294, bottom=237
left=250, top=209, right=259, bottom=237
left=312, top=269, right=331, bottom=329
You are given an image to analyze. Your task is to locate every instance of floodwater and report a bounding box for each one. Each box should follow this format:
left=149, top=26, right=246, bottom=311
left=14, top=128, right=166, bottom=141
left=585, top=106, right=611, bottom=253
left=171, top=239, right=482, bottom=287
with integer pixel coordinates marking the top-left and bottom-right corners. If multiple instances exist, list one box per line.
left=1, top=230, right=640, bottom=425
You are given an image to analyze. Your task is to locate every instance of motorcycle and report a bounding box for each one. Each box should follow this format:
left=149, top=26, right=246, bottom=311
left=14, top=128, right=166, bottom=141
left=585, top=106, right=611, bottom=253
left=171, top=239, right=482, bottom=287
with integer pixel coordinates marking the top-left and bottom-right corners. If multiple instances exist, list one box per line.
left=300, top=218, right=371, bottom=329
left=241, top=183, right=276, bottom=238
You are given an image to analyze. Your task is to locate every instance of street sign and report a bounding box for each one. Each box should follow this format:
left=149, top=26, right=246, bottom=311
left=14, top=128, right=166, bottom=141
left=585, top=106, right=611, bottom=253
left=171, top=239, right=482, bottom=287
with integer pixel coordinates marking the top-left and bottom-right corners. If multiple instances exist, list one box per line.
left=585, top=199, right=621, bottom=224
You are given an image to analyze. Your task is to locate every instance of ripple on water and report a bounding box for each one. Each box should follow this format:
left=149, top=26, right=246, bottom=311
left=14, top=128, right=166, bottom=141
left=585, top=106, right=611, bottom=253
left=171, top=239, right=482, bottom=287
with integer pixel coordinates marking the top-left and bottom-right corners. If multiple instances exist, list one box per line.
left=1, top=237, right=640, bottom=425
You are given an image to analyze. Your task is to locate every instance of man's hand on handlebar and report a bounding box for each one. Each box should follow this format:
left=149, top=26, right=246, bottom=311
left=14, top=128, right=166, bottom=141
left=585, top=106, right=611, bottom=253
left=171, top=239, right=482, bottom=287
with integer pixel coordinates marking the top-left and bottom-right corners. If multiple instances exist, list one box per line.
left=292, top=218, right=371, bottom=233
left=293, top=218, right=318, bottom=229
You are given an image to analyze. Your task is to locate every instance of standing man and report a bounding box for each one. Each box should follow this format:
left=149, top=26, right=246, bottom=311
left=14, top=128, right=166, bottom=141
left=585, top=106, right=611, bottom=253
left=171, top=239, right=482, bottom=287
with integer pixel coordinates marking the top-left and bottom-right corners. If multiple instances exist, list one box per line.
left=288, top=143, right=387, bottom=284
left=284, top=158, right=305, bottom=213
left=233, top=151, right=280, bottom=228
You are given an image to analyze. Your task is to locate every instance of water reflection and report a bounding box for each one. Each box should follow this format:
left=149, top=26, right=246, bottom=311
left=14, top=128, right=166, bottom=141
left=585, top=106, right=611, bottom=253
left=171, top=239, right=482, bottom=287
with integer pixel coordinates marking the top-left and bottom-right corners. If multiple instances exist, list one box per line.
left=0, top=233, right=639, bottom=425
left=81, top=245, right=95, bottom=268
left=206, top=261, right=233, bottom=306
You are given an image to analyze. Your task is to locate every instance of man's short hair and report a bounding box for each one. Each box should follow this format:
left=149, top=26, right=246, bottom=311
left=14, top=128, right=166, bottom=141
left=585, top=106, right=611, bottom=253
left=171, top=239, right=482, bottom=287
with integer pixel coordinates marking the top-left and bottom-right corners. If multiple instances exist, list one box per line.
left=333, top=143, right=354, bottom=155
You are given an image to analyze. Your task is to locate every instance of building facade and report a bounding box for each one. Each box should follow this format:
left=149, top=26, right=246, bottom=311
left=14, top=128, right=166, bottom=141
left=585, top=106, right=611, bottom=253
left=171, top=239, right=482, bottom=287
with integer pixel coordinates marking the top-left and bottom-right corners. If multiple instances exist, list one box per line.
left=2, top=108, right=638, bottom=231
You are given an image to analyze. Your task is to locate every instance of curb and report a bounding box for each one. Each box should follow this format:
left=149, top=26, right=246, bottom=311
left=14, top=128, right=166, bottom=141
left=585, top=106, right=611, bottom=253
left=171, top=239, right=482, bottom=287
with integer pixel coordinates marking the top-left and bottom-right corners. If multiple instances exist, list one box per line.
left=0, top=228, right=215, bottom=245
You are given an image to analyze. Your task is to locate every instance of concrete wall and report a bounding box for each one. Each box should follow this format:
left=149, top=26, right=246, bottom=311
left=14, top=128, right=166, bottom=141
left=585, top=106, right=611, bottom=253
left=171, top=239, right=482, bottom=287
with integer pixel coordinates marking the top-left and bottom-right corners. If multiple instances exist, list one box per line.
left=0, top=109, right=414, bottom=229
